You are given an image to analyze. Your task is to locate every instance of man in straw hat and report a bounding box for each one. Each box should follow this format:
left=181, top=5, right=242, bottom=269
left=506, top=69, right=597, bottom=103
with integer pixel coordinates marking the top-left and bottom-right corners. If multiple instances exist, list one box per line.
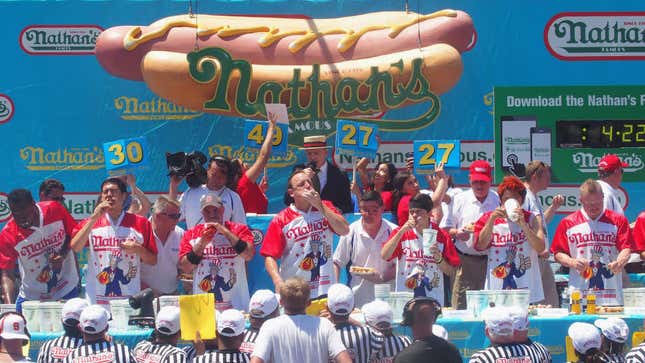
left=302, top=135, right=353, bottom=213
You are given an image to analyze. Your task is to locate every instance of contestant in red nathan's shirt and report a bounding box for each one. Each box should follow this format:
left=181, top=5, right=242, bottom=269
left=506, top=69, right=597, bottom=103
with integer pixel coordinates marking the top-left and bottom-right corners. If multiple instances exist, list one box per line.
left=261, top=171, right=349, bottom=298
left=634, top=211, right=645, bottom=260
left=551, top=179, right=632, bottom=306
left=0, top=189, right=79, bottom=307
left=70, top=178, right=156, bottom=306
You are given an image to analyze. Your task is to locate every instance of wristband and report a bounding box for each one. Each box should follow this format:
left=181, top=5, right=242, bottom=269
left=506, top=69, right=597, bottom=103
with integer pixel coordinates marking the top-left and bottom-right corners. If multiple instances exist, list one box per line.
left=233, top=239, right=248, bottom=254
left=187, top=250, right=203, bottom=265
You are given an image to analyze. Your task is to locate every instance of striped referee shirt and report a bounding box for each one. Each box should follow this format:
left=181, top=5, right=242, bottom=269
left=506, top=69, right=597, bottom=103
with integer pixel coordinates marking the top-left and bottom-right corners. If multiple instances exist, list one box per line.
left=132, top=340, right=187, bottom=363
left=334, top=323, right=383, bottom=363
left=240, top=328, right=259, bottom=354
left=37, top=336, right=83, bottom=363
left=182, top=346, right=217, bottom=361
left=371, top=334, right=412, bottom=363
left=605, top=352, right=626, bottom=363
left=469, top=342, right=552, bottom=363
left=626, top=343, right=645, bottom=363
left=192, top=350, right=250, bottom=363
left=62, top=339, right=135, bottom=363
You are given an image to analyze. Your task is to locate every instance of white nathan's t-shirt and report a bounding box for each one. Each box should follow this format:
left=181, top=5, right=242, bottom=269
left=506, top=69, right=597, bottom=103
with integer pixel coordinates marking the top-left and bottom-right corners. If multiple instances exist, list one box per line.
left=74, top=212, right=156, bottom=306
left=0, top=202, right=79, bottom=300
left=261, top=201, right=342, bottom=298
left=179, top=222, right=253, bottom=311
left=474, top=210, right=544, bottom=303
left=252, top=314, right=346, bottom=363
left=333, top=218, right=396, bottom=306
left=179, top=185, right=246, bottom=229
left=141, top=225, right=184, bottom=294
left=551, top=208, right=632, bottom=305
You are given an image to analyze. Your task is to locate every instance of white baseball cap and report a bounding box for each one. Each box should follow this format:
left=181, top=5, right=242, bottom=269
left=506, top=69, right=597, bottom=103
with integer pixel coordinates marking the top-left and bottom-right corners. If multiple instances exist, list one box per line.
left=433, top=324, right=449, bottom=340
left=327, top=284, right=354, bottom=316
left=508, top=306, right=529, bottom=331
left=156, top=306, right=181, bottom=335
left=217, top=309, right=245, bottom=337
left=249, top=290, right=279, bottom=319
left=568, top=322, right=602, bottom=354
left=79, top=305, right=110, bottom=334
left=362, top=300, right=393, bottom=328
left=0, top=314, right=29, bottom=341
left=62, top=298, right=89, bottom=324
left=594, top=317, right=629, bottom=343
left=483, top=307, right=513, bottom=337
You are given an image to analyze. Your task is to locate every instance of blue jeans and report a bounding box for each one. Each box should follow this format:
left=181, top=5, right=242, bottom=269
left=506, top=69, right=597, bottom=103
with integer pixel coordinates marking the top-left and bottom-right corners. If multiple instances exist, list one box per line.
left=16, top=286, right=80, bottom=313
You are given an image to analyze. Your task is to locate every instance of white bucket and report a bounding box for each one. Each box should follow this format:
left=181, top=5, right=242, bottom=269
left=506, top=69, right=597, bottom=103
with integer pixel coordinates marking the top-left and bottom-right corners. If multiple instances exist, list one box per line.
left=153, top=295, right=179, bottom=316
left=40, top=302, right=64, bottom=332
left=109, top=299, right=139, bottom=330
left=385, top=292, right=414, bottom=323
left=0, top=304, right=15, bottom=314
left=22, top=301, right=40, bottom=332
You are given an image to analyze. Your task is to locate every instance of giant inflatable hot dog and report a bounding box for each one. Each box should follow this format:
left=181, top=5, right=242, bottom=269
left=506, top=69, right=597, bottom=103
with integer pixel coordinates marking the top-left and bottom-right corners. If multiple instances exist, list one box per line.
left=96, top=10, right=475, bottom=121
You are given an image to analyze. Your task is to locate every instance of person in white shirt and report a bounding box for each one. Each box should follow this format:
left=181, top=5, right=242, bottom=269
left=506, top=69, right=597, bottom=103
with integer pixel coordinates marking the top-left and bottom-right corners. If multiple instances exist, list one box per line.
left=522, top=161, right=563, bottom=307
left=141, top=195, right=184, bottom=296
left=443, top=160, right=500, bottom=309
left=170, top=155, right=246, bottom=229
left=333, top=191, right=396, bottom=306
left=597, top=154, right=628, bottom=214
left=250, top=277, right=351, bottom=363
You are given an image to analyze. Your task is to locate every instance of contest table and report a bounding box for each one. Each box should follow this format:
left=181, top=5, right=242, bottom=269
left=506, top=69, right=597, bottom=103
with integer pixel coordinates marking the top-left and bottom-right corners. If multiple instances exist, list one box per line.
left=431, top=314, right=645, bottom=363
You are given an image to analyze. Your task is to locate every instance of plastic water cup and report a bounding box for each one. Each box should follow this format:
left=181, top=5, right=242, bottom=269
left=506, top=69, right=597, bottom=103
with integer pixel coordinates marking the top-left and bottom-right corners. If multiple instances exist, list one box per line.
left=109, top=299, right=138, bottom=330
left=374, top=284, right=390, bottom=301
left=22, top=301, right=40, bottom=332
left=504, top=199, right=521, bottom=222
left=40, top=302, right=63, bottom=332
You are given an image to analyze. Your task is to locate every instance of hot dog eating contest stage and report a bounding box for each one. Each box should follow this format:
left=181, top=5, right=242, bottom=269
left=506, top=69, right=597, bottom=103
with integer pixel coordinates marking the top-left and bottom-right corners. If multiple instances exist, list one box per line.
left=95, top=9, right=475, bottom=122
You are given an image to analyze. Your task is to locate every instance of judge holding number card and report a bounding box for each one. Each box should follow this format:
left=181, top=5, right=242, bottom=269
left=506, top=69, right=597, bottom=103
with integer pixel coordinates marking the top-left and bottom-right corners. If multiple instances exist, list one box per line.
left=231, top=111, right=281, bottom=214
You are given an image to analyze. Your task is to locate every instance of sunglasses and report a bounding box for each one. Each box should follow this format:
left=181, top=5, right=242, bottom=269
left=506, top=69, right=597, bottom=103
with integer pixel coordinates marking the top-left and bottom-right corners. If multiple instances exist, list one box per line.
left=160, top=212, right=181, bottom=219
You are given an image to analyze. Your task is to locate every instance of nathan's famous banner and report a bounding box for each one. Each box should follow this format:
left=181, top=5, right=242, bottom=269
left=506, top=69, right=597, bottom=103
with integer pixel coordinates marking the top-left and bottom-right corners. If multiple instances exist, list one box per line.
left=1, top=1, right=645, bottom=224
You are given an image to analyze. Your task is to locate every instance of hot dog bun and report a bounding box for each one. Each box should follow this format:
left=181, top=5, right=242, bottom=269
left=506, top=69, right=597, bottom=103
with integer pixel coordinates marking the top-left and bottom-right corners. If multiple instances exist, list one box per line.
left=96, top=10, right=475, bottom=81
left=141, top=43, right=463, bottom=116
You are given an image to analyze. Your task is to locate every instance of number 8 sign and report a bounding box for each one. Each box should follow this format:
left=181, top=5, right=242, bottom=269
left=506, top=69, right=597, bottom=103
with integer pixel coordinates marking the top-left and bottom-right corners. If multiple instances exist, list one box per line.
left=413, top=140, right=460, bottom=173
left=103, top=136, right=148, bottom=174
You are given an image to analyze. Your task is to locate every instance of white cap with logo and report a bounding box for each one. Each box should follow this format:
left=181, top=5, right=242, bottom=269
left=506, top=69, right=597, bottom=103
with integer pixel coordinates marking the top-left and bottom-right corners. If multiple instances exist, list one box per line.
left=482, top=307, right=513, bottom=337
left=362, top=300, right=393, bottom=328
left=217, top=309, right=245, bottom=337
left=568, top=322, right=602, bottom=354
left=62, top=298, right=90, bottom=324
left=327, top=284, right=354, bottom=316
left=508, top=306, right=529, bottom=331
left=249, top=290, right=279, bottom=319
left=0, top=314, right=29, bottom=341
left=156, top=306, right=181, bottom=335
left=79, top=305, right=110, bottom=334
left=594, top=317, right=629, bottom=343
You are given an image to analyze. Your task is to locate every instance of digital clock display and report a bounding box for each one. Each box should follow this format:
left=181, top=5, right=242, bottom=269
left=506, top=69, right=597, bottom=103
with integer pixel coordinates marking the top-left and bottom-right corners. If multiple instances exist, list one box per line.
left=557, top=120, right=645, bottom=148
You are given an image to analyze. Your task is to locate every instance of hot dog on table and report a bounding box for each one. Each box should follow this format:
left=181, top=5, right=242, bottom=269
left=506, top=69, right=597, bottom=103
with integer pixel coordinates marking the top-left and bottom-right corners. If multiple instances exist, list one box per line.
left=95, top=9, right=475, bottom=117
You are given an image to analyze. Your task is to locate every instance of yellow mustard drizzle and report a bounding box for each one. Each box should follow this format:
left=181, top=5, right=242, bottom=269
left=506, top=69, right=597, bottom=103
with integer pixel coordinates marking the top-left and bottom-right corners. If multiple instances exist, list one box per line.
left=123, top=9, right=458, bottom=53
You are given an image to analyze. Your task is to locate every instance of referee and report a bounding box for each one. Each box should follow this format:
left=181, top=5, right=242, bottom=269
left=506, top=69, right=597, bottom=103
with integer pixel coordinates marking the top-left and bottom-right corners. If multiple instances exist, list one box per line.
left=62, top=305, right=135, bottom=363
left=132, top=306, right=186, bottom=363
left=509, top=307, right=552, bottom=363
left=38, top=298, right=88, bottom=363
left=361, top=300, right=411, bottom=361
left=326, top=284, right=383, bottom=363
left=241, top=290, right=279, bottom=354
left=194, top=309, right=250, bottom=363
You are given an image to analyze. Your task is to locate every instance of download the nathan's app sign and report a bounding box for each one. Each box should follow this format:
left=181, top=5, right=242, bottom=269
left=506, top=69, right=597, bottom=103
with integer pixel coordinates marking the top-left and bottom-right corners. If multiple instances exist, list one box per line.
left=545, top=12, right=645, bottom=60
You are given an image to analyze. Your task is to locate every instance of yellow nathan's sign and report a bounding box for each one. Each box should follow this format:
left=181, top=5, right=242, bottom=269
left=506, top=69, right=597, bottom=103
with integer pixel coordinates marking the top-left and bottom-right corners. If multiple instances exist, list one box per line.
left=19, top=145, right=104, bottom=171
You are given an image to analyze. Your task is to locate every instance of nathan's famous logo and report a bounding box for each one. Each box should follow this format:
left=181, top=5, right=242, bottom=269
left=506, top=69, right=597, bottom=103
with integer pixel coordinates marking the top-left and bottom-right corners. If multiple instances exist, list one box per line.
left=114, top=96, right=202, bottom=121
left=545, top=12, right=645, bottom=60
left=0, top=193, right=10, bottom=222
left=0, top=95, right=14, bottom=124
left=19, top=25, right=103, bottom=55
left=19, top=146, right=104, bottom=171
left=208, top=144, right=297, bottom=168
left=250, top=229, right=264, bottom=247
left=572, top=152, right=644, bottom=173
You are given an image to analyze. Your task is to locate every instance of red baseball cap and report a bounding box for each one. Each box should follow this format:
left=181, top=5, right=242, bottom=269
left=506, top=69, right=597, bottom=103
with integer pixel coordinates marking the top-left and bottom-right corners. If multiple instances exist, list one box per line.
left=469, top=160, right=492, bottom=182
left=598, top=154, right=628, bottom=173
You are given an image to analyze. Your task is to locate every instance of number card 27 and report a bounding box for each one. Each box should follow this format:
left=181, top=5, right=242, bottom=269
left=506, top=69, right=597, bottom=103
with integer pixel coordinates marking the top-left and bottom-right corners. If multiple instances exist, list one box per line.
left=413, top=140, right=460, bottom=173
